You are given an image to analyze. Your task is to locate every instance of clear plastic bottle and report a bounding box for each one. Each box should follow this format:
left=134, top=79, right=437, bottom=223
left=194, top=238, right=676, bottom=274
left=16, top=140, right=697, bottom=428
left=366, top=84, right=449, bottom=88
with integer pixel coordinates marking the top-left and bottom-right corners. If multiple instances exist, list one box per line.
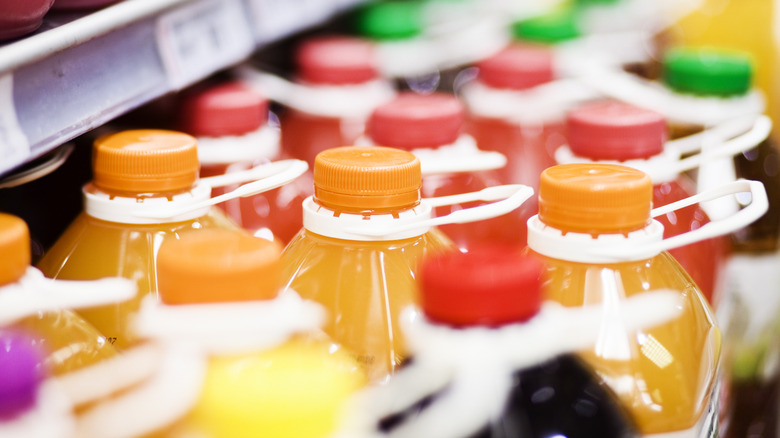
left=279, top=146, right=455, bottom=382
left=178, top=81, right=309, bottom=244
left=280, top=36, right=394, bottom=167
left=70, top=228, right=365, bottom=438
left=365, top=92, right=530, bottom=250
left=0, top=213, right=125, bottom=375
left=556, top=100, right=730, bottom=305
left=37, top=130, right=242, bottom=349
left=522, top=163, right=722, bottom=436
left=363, top=247, right=644, bottom=438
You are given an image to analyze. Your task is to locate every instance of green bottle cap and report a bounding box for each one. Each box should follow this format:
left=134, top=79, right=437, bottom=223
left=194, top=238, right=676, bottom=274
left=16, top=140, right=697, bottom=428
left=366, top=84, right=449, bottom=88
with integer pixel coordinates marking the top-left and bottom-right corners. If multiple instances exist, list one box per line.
left=512, top=10, right=581, bottom=44
left=354, top=1, right=423, bottom=41
left=662, top=47, right=753, bottom=97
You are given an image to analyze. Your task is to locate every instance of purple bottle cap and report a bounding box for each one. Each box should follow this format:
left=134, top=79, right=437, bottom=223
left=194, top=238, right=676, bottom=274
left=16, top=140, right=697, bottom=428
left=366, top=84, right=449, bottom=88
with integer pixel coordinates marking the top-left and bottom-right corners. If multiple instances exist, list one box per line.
left=0, top=330, right=45, bottom=420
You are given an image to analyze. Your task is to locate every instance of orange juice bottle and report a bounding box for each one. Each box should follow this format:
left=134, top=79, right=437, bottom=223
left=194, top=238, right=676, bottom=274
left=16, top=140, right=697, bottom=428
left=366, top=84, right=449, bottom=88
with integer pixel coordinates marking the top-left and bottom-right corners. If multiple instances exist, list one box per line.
left=178, top=81, right=309, bottom=244
left=365, top=92, right=530, bottom=250
left=72, top=228, right=365, bottom=438
left=280, top=146, right=455, bottom=382
left=557, top=100, right=730, bottom=305
left=522, top=163, right=723, bottom=436
left=0, top=213, right=139, bottom=375
left=37, top=130, right=242, bottom=349
left=280, top=36, right=394, bottom=167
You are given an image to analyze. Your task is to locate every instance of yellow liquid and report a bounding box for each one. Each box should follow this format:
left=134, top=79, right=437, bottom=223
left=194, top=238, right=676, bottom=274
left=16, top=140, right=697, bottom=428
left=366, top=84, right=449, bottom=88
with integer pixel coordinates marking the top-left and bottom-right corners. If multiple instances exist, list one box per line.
left=280, top=228, right=453, bottom=382
left=12, top=310, right=117, bottom=375
left=525, top=249, right=721, bottom=434
left=37, top=209, right=239, bottom=349
left=145, top=337, right=365, bottom=438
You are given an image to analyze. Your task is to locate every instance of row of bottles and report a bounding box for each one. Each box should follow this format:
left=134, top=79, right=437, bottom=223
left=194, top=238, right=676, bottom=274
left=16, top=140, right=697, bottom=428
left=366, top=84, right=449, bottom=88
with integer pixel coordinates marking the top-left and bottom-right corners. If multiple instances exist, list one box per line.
left=4, top=0, right=780, bottom=436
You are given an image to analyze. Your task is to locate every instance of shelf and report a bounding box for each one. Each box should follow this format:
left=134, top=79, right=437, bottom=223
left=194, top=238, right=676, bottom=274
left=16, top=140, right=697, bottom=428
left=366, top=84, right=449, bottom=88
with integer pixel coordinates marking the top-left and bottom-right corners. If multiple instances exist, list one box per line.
left=0, top=0, right=363, bottom=177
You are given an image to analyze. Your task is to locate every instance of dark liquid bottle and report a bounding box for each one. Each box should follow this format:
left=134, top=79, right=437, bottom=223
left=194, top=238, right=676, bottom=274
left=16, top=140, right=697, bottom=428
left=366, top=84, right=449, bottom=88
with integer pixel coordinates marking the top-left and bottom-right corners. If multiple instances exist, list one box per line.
left=374, top=248, right=639, bottom=438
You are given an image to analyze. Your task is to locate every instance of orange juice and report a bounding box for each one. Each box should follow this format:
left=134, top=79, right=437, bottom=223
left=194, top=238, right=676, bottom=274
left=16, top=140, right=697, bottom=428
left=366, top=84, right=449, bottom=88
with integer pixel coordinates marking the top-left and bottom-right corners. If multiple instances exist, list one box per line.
left=280, top=146, right=454, bottom=382
left=0, top=213, right=117, bottom=375
left=37, top=130, right=241, bottom=349
left=523, top=164, right=720, bottom=435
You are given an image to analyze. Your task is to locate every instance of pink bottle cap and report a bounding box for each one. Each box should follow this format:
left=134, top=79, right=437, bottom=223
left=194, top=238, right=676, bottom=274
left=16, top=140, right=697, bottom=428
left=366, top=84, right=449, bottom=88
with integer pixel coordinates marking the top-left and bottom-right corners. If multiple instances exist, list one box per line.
left=476, top=44, right=555, bottom=90
left=179, top=82, right=270, bottom=137
left=0, top=330, right=45, bottom=420
left=367, top=92, right=465, bottom=149
left=567, top=101, right=667, bottom=161
left=296, top=36, right=379, bottom=85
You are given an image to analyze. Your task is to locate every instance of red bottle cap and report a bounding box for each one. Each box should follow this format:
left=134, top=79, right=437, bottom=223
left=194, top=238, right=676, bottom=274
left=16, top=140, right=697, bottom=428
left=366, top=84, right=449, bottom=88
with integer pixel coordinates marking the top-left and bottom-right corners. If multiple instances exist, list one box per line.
left=567, top=101, right=667, bottom=161
left=477, top=44, right=555, bottom=90
left=296, top=36, right=379, bottom=85
left=420, top=247, right=544, bottom=327
left=179, top=82, right=269, bottom=137
left=367, top=92, right=465, bottom=149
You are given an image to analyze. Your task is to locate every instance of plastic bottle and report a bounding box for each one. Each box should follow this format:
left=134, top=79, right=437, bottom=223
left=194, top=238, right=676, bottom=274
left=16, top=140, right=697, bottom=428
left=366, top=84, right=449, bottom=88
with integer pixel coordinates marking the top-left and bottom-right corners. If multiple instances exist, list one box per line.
left=350, top=246, right=681, bottom=438
left=279, top=146, right=532, bottom=382
left=0, top=329, right=75, bottom=438
left=278, top=36, right=395, bottom=167
left=462, top=43, right=570, bottom=189
left=555, top=100, right=732, bottom=305
left=178, top=81, right=309, bottom=244
left=521, top=163, right=766, bottom=436
left=70, top=228, right=365, bottom=438
left=37, top=129, right=303, bottom=349
left=0, top=213, right=136, bottom=375
left=365, top=92, right=529, bottom=249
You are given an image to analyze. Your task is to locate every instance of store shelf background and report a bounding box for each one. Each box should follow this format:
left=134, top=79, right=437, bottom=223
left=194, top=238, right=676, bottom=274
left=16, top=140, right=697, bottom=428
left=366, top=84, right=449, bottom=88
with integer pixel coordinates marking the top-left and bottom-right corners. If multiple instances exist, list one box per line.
left=0, top=0, right=364, bottom=177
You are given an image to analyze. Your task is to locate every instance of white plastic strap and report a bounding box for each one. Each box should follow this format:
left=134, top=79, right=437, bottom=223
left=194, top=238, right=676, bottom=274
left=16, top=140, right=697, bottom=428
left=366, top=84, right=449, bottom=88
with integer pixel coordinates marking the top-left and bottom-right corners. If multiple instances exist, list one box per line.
left=0, top=268, right=136, bottom=326
left=592, top=179, right=768, bottom=261
left=357, top=134, right=508, bottom=175
left=234, top=66, right=396, bottom=118
left=74, top=345, right=206, bottom=438
left=133, top=290, right=324, bottom=355
left=135, top=159, right=308, bottom=220
left=343, top=184, right=533, bottom=239
left=341, top=290, right=682, bottom=438
left=0, top=380, right=75, bottom=438
left=578, top=66, right=765, bottom=125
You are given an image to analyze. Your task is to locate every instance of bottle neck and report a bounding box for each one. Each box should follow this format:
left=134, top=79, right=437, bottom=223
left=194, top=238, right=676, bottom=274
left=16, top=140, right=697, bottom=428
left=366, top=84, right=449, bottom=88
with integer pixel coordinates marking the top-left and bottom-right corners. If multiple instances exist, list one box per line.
left=83, top=182, right=211, bottom=224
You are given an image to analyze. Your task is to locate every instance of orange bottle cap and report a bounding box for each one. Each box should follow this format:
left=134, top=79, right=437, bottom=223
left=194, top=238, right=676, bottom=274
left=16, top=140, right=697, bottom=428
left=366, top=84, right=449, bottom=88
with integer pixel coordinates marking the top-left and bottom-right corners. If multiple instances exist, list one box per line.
left=156, top=229, right=283, bottom=305
left=0, top=213, right=29, bottom=286
left=538, top=164, right=653, bottom=235
left=314, top=146, right=421, bottom=212
left=92, top=129, right=199, bottom=194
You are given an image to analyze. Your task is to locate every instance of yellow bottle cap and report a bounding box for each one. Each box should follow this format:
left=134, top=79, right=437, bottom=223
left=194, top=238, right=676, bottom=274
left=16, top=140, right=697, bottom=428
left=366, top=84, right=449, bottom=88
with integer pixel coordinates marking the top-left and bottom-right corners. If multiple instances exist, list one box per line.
left=314, top=146, right=421, bottom=212
left=538, top=164, right=653, bottom=235
left=92, top=129, right=199, bottom=194
left=156, top=229, right=283, bottom=305
left=0, top=213, right=29, bottom=286
left=191, top=338, right=364, bottom=438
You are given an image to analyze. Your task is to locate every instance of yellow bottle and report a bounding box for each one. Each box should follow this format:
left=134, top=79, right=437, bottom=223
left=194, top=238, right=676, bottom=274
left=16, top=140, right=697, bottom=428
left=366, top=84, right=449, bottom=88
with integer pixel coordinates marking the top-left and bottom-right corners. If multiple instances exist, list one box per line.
left=0, top=213, right=118, bottom=375
left=37, top=130, right=240, bottom=349
left=71, top=228, right=365, bottom=438
left=523, top=164, right=721, bottom=435
left=280, top=146, right=455, bottom=382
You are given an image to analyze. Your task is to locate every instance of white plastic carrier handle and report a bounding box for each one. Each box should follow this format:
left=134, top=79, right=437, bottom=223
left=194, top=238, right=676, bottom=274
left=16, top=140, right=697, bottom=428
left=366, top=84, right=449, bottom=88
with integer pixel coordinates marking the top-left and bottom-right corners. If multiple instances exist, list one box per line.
left=668, top=115, right=772, bottom=175
left=344, top=184, right=534, bottom=238
left=589, top=179, right=768, bottom=260
left=0, top=267, right=136, bottom=326
left=133, top=159, right=308, bottom=220
left=420, top=150, right=507, bottom=175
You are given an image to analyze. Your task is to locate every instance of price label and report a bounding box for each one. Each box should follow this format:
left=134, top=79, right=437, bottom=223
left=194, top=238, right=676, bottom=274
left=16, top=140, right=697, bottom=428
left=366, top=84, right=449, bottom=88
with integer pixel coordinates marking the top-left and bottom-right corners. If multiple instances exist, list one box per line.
left=0, top=73, right=30, bottom=174
left=249, top=0, right=338, bottom=42
left=156, top=0, right=255, bottom=89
